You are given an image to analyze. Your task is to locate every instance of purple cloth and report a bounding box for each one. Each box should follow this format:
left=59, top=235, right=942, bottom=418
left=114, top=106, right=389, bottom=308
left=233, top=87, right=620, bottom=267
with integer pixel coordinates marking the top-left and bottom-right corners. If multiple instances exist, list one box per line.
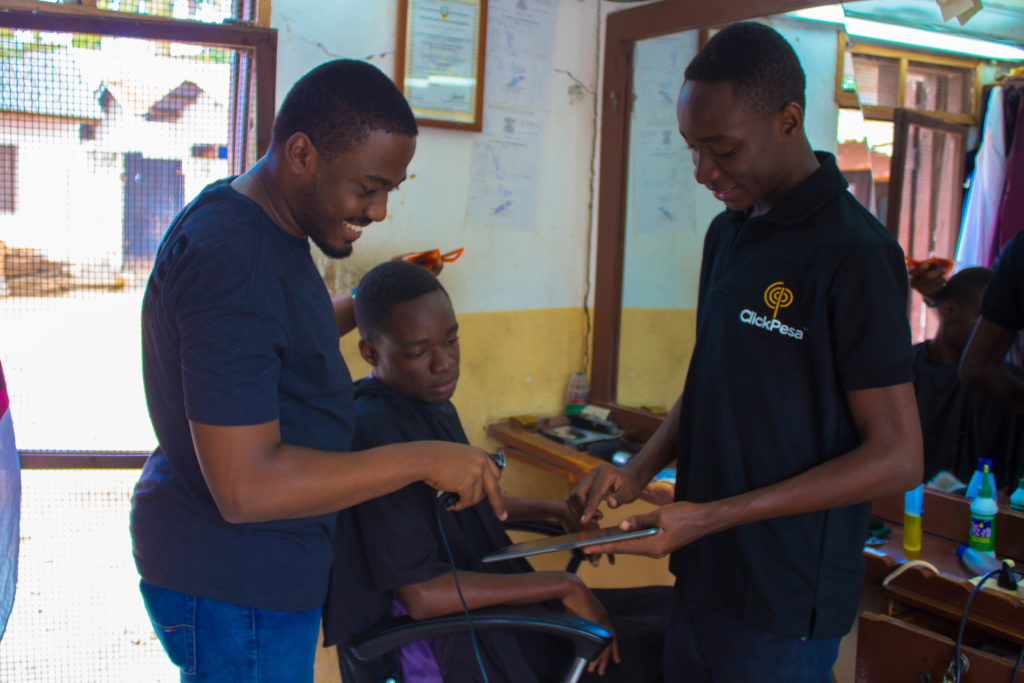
left=389, top=596, right=443, bottom=682
left=991, top=92, right=1024, bottom=265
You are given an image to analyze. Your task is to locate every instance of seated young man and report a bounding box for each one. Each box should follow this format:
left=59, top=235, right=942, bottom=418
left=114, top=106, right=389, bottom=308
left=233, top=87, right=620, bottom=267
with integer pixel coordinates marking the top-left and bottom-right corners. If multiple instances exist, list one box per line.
left=323, top=260, right=670, bottom=683
left=912, top=266, right=1024, bottom=488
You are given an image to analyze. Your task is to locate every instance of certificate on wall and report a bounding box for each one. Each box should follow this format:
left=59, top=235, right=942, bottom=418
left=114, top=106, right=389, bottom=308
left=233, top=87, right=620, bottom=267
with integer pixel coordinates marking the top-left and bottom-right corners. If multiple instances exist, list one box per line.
left=396, top=0, right=488, bottom=131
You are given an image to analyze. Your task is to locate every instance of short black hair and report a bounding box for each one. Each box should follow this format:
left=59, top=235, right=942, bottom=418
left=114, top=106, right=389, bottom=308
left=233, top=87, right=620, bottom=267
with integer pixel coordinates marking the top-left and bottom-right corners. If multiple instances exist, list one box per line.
left=935, top=266, right=992, bottom=305
left=272, top=59, right=418, bottom=159
left=355, top=260, right=448, bottom=340
left=684, top=22, right=806, bottom=115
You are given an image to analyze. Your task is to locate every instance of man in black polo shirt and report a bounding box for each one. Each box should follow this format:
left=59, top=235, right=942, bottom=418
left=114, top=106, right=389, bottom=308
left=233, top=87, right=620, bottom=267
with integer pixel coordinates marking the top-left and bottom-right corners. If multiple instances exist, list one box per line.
left=570, top=22, right=922, bottom=680
left=961, top=231, right=1024, bottom=412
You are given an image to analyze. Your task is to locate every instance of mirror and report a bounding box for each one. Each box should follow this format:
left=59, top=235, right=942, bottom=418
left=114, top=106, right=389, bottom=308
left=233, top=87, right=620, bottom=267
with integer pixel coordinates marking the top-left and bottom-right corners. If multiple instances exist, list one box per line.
left=597, top=0, right=1024, bottom=410
left=615, top=8, right=857, bottom=411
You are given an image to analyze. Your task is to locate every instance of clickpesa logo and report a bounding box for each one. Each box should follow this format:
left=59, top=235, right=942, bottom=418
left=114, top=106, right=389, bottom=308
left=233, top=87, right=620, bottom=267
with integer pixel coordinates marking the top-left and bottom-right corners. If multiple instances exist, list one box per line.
left=739, top=282, right=805, bottom=340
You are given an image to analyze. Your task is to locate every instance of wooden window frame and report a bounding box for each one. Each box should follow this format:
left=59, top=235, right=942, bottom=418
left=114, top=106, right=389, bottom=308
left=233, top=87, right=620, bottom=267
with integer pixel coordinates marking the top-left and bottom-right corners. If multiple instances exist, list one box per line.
left=834, top=30, right=982, bottom=126
left=0, top=144, right=15, bottom=214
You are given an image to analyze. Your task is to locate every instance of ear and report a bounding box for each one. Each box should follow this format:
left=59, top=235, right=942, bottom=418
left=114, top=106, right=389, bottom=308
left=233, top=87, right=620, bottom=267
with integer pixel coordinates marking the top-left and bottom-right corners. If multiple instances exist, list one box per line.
left=777, top=102, right=804, bottom=138
left=283, top=132, right=318, bottom=178
left=358, top=338, right=380, bottom=367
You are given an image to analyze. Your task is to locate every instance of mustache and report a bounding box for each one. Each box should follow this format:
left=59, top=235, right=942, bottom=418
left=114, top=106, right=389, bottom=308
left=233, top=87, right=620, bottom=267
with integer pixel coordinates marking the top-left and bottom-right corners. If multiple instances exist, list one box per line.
left=346, top=217, right=371, bottom=227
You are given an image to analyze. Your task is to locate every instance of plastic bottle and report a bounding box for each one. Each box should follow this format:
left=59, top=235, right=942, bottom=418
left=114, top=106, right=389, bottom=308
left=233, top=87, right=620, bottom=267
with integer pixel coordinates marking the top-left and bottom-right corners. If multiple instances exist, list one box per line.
left=903, top=484, right=923, bottom=554
left=565, top=372, right=589, bottom=415
left=966, top=458, right=997, bottom=500
left=968, top=465, right=998, bottom=557
left=1011, top=477, right=1024, bottom=512
left=957, top=544, right=1002, bottom=577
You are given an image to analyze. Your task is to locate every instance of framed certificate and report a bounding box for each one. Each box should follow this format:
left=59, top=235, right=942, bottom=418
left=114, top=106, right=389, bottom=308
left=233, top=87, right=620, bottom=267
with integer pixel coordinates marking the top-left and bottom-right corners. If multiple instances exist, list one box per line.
left=395, top=0, right=488, bottom=132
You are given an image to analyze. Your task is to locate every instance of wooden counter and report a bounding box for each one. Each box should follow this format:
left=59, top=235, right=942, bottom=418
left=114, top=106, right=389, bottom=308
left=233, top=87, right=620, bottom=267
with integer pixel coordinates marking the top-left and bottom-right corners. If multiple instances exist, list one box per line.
left=486, top=417, right=674, bottom=506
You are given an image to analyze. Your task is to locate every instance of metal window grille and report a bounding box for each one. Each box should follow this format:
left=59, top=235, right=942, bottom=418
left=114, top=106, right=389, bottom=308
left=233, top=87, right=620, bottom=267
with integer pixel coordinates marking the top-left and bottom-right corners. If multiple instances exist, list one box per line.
left=0, top=4, right=275, bottom=679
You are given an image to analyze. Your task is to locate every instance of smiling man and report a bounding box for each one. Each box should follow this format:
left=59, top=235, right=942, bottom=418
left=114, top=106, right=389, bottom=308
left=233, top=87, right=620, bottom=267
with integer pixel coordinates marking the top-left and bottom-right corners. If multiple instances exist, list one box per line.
left=130, top=60, right=505, bottom=682
left=570, top=23, right=922, bottom=681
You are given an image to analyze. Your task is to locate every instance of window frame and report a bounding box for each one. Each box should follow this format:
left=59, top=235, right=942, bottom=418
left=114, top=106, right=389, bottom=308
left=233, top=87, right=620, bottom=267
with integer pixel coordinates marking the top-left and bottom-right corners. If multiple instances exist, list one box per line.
left=834, top=30, right=983, bottom=126
left=0, top=144, right=15, bottom=214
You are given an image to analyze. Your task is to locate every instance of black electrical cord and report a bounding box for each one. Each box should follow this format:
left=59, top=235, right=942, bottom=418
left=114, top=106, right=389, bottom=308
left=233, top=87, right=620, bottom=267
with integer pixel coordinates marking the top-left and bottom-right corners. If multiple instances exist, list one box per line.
left=1011, top=643, right=1024, bottom=683
left=436, top=502, right=490, bottom=683
left=952, top=563, right=1024, bottom=682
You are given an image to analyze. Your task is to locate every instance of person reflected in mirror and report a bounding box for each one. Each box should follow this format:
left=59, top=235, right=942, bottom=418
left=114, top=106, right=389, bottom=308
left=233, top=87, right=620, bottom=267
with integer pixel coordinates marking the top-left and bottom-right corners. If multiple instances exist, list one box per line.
left=324, top=260, right=672, bottom=683
left=569, top=22, right=922, bottom=682
left=960, top=232, right=1024, bottom=412
left=131, top=60, right=505, bottom=682
left=912, top=266, right=1024, bottom=490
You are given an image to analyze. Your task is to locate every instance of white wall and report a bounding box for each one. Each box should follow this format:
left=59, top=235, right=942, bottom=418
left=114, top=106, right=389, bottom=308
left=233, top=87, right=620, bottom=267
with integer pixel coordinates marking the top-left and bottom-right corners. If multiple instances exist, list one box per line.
left=272, top=0, right=602, bottom=315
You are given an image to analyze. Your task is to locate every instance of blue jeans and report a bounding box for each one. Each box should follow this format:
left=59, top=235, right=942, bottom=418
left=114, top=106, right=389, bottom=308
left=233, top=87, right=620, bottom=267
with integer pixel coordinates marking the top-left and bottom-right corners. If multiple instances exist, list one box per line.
left=664, top=592, right=841, bottom=682
left=139, top=580, right=321, bottom=682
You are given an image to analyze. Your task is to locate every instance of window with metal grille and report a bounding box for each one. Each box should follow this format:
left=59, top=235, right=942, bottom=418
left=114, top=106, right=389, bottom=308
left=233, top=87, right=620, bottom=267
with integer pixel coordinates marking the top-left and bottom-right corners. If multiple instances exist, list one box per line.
left=0, top=4, right=275, bottom=455
left=0, top=4, right=275, bottom=681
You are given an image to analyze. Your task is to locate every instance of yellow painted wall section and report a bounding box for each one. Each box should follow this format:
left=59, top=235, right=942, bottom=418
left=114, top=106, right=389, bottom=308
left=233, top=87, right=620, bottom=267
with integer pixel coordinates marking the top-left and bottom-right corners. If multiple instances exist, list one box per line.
left=616, top=308, right=697, bottom=411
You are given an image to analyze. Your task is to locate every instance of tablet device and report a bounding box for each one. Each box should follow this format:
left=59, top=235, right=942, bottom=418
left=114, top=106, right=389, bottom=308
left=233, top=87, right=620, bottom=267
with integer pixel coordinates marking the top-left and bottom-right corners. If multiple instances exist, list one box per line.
left=482, top=526, right=659, bottom=563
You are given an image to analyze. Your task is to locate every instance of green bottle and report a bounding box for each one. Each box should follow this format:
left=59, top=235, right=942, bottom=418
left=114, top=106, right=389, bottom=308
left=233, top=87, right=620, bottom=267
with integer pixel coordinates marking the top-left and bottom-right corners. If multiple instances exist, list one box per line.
left=968, top=465, right=997, bottom=557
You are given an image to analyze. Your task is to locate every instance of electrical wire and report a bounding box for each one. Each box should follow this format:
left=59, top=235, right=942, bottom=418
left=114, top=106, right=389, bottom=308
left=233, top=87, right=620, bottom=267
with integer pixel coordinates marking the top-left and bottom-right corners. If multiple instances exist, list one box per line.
left=1012, top=643, right=1024, bottom=682
left=952, top=564, right=1023, bottom=682
left=436, top=502, right=490, bottom=683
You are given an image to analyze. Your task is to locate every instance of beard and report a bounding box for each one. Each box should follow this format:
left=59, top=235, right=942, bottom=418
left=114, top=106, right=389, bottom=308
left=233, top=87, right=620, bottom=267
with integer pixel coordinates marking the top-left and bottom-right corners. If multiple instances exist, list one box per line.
left=296, top=170, right=365, bottom=260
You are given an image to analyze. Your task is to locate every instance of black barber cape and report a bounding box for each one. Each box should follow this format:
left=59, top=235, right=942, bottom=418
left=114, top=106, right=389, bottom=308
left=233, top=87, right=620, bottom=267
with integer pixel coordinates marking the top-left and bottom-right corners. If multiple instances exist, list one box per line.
left=322, top=377, right=565, bottom=683
left=913, top=342, right=1024, bottom=486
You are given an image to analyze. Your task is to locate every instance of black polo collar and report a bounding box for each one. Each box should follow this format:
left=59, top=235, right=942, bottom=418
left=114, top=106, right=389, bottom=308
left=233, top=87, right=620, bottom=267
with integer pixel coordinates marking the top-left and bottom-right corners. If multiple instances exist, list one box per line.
left=728, top=151, right=848, bottom=227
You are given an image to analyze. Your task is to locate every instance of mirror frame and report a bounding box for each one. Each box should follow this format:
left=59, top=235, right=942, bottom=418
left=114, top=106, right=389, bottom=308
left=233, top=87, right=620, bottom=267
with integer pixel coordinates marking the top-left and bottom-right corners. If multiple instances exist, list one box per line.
left=590, top=0, right=838, bottom=403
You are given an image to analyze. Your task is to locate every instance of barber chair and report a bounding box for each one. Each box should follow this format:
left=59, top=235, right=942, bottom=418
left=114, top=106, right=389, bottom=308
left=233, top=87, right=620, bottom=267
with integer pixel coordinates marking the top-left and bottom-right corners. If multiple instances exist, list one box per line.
left=339, top=522, right=609, bottom=683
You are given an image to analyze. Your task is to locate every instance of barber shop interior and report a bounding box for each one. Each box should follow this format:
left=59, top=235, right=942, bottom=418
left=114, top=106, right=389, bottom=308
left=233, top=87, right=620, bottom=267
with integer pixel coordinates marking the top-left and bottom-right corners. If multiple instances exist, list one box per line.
left=2, top=0, right=1024, bottom=681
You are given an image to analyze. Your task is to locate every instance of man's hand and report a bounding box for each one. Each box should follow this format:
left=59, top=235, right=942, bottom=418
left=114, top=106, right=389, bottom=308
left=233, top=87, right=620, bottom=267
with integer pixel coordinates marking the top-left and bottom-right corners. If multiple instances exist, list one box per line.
left=581, top=502, right=706, bottom=558
left=568, top=463, right=645, bottom=525
left=560, top=576, right=621, bottom=676
left=908, top=262, right=947, bottom=303
left=421, top=443, right=507, bottom=519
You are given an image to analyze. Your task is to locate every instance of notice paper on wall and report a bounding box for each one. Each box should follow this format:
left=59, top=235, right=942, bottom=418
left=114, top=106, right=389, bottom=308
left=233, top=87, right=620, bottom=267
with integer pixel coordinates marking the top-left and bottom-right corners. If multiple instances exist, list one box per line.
left=466, top=0, right=557, bottom=231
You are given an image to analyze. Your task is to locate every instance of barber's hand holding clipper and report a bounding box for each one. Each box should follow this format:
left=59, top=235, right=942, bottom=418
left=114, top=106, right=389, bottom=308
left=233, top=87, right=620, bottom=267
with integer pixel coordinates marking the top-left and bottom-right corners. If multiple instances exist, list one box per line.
left=427, top=445, right=507, bottom=519
left=435, top=449, right=507, bottom=518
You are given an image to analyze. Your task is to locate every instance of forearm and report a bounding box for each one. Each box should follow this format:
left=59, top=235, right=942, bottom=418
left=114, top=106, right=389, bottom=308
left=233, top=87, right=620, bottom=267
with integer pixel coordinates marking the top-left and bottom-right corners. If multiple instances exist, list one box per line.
left=397, top=570, right=577, bottom=621
left=625, top=394, right=682, bottom=485
left=333, top=290, right=357, bottom=337
left=503, top=497, right=567, bottom=525
left=195, top=429, right=451, bottom=523
left=960, top=318, right=1024, bottom=412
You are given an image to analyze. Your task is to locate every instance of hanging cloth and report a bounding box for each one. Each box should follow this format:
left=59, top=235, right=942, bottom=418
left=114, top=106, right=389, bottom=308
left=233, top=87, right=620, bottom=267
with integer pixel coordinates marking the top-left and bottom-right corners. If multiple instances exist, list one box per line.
left=956, top=86, right=1007, bottom=268
left=990, top=88, right=1024, bottom=263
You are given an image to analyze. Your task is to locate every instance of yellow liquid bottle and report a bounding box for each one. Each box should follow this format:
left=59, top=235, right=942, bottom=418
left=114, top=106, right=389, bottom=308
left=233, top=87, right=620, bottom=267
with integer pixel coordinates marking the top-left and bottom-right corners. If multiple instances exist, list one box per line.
left=903, top=484, right=923, bottom=555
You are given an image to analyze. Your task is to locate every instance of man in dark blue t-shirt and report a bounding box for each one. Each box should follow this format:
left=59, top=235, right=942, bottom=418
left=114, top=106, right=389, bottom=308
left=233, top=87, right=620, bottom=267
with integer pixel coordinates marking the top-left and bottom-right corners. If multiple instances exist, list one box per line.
left=570, top=23, right=922, bottom=681
left=131, top=60, right=505, bottom=681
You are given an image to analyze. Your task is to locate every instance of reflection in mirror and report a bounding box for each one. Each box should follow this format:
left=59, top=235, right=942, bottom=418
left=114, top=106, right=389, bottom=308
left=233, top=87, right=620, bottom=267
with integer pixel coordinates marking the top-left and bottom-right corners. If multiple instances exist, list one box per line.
left=615, top=11, right=847, bottom=412
left=839, top=0, right=1024, bottom=343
